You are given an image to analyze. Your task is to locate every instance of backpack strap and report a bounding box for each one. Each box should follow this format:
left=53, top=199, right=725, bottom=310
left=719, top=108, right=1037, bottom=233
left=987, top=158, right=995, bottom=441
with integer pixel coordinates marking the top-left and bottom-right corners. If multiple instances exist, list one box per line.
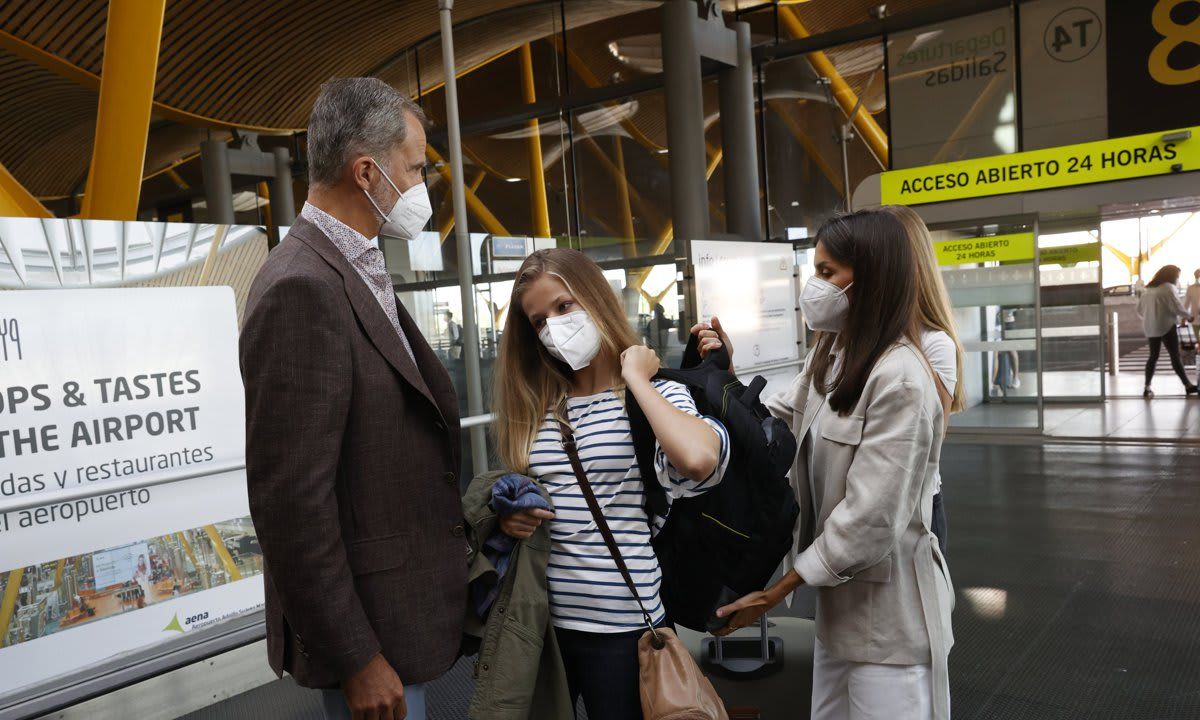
left=626, top=389, right=670, bottom=520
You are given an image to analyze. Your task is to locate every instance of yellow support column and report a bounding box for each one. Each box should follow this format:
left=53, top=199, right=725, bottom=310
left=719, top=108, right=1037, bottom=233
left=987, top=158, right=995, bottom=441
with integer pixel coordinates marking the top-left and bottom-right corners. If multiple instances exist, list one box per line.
left=519, top=44, right=552, bottom=238
left=0, top=160, right=51, bottom=217
left=197, top=225, right=228, bottom=285
left=81, top=0, right=167, bottom=220
left=203, top=525, right=243, bottom=582
left=613, top=136, right=637, bottom=257
left=426, top=146, right=511, bottom=236
left=0, top=568, right=25, bottom=648
left=439, top=171, right=486, bottom=243
left=779, top=7, right=889, bottom=168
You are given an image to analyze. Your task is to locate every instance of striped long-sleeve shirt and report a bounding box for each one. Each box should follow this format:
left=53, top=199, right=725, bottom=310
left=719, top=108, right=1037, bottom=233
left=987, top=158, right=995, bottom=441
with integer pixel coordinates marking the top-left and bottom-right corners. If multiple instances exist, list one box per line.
left=528, top=379, right=730, bottom=633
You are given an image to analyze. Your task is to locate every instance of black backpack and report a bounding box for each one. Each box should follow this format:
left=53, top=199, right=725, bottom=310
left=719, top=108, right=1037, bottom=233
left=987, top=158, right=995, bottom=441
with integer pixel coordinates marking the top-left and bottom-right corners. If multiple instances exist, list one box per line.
left=627, top=336, right=800, bottom=632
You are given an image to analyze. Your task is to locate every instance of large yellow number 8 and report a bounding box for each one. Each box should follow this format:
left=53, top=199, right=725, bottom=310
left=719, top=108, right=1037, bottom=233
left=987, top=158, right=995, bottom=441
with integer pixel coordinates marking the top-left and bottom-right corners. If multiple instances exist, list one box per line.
left=1149, top=0, right=1200, bottom=85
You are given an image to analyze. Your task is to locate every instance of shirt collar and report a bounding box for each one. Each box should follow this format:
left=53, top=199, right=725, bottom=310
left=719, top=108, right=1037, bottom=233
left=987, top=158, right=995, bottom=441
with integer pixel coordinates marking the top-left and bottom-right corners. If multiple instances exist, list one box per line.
left=301, top=202, right=379, bottom=263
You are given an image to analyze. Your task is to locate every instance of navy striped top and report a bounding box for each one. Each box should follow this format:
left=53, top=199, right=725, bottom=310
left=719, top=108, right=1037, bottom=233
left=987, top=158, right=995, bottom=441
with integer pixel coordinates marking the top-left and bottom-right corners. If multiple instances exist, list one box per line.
left=528, top=379, right=730, bottom=633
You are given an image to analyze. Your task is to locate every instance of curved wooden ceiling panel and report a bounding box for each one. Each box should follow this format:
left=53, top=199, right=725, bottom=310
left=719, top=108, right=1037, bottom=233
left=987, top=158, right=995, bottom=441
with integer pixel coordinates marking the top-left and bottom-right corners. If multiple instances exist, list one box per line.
left=0, top=52, right=96, bottom=198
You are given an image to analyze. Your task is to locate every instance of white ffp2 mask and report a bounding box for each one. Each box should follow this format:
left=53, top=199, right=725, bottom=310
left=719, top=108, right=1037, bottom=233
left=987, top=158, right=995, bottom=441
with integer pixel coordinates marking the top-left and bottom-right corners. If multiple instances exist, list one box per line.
left=364, top=157, right=433, bottom=241
left=538, top=310, right=602, bottom=370
left=800, top=277, right=852, bottom=332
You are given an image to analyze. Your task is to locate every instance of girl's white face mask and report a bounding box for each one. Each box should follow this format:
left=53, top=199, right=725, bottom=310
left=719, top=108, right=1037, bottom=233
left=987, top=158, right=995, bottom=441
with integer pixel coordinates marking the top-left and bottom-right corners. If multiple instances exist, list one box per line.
left=800, top=277, right=853, bottom=333
left=538, top=310, right=602, bottom=370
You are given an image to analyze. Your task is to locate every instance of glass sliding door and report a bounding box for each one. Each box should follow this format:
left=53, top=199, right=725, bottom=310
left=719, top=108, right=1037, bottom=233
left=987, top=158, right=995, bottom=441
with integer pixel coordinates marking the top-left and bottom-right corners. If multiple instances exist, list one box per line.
left=1038, top=220, right=1104, bottom=402
left=932, top=215, right=1042, bottom=433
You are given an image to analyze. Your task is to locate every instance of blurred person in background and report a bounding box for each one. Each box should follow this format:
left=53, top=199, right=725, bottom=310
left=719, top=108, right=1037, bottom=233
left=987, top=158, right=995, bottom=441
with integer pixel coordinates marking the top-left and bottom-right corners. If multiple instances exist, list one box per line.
left=1137, top=265, right=1197, bottom=398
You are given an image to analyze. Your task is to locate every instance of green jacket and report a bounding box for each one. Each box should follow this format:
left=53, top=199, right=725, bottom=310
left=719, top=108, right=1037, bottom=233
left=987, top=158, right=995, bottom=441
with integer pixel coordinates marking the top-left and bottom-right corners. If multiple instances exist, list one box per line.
left=462, top=471, right=573, bottom=720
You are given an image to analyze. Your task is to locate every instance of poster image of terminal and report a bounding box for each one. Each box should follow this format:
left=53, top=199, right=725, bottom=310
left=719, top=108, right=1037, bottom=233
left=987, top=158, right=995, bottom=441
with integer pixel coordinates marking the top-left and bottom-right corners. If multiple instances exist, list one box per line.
left=0, top=516, right=262, bottom=653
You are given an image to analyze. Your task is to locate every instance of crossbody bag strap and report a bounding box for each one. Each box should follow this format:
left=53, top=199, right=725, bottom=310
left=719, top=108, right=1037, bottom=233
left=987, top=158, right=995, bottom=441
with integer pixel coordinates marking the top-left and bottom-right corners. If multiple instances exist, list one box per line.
left=556, top=413, right=664, bottom=647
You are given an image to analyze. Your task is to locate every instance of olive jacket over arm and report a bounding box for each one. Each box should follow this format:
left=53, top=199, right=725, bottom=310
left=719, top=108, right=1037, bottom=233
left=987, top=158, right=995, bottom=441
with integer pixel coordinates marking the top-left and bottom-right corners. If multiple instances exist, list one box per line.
left=462, top=471, right=572, bottom=720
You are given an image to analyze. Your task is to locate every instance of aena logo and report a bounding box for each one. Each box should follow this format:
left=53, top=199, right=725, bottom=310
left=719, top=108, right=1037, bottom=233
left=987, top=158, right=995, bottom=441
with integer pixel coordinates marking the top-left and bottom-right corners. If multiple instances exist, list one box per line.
left=163, top=611, right=210, bottom=633
left=0, top=317, right=20, bottom=363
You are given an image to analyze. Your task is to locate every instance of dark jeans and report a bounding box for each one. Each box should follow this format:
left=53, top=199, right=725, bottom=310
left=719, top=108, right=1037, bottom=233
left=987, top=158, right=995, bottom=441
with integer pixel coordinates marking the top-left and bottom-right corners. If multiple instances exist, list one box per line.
left=1145, top=328, right=1195, bottom=389
left=555, top=626, right=648, bottom=720
left=931, top=491, right=948, bottom=556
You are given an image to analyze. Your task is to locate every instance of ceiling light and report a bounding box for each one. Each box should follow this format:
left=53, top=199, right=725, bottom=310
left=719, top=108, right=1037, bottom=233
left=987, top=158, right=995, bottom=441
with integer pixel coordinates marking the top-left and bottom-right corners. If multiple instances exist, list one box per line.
left=505, top=177, right=522, bottom=183
left=656, top=148, right=669, bottom=155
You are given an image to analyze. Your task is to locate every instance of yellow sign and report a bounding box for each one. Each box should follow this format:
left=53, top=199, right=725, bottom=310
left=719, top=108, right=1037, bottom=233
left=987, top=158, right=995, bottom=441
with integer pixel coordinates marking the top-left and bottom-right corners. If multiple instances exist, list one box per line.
left=1040, top=243, right=1101, bottom=266
left=935, top=233, right=1034, bottom=266
left=882, top=126, right=1199, bottom=205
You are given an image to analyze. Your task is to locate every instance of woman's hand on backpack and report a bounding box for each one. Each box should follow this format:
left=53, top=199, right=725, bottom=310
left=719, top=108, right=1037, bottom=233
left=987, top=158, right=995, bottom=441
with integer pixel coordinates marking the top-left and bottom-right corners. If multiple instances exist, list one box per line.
left=499, top=509, right=555, bottom=539
left=620, top=344, right=661, bottom=386
left=691, top=316, right=733, bottom=368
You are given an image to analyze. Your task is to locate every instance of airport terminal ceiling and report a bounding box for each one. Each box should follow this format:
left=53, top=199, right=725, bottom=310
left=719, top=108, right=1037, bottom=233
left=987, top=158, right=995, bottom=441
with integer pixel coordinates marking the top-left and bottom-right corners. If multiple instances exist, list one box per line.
left=0, top=0, right=944, bottom=218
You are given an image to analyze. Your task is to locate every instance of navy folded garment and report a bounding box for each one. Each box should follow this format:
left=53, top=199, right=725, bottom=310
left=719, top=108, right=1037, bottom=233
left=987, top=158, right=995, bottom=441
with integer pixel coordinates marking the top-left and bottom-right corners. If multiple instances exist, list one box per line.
left=471, top=474, right=552, bottom=617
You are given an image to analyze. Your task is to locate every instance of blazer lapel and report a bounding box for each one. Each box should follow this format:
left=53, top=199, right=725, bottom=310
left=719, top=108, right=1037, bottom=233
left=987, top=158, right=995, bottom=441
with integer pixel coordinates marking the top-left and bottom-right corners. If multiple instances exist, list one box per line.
left=395, top=299, right=460, bottom=426
left=290, top=217, right=441, bottom=417
left=798, top=383, right=826, bottom=443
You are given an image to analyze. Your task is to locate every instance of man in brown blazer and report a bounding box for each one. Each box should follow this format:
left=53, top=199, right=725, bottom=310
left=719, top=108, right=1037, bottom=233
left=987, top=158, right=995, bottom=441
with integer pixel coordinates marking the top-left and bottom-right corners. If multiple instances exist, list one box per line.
left=240, top=78, right=465, bottom=720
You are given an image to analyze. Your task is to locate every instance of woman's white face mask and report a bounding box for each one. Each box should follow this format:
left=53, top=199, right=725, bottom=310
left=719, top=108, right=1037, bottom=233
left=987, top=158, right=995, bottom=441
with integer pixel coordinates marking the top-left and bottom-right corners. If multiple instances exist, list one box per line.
left=800, top=276, right=853, bottom=333
left=538, top=310, right=602, bottom=370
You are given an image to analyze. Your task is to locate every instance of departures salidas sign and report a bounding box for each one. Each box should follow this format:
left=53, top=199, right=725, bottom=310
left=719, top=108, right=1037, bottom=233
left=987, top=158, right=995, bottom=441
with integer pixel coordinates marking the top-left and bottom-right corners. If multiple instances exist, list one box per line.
left=887, top=7, right=1016, bottom=168
left=881, top=125, right=1199, bottom=206
left=0, top=287, right=262, bottom=700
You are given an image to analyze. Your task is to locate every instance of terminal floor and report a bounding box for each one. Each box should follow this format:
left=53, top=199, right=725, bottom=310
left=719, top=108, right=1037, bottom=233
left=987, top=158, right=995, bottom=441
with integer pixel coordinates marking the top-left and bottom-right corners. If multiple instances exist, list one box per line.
left=954, top=397, right=1200, bottom=440
left=183, top=442, right=1200, bottom=720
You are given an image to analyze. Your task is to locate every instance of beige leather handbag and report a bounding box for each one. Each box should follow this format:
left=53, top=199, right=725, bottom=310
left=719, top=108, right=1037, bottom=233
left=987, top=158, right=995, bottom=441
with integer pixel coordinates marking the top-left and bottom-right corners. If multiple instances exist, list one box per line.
left=560, top=420, right=728, bottom=720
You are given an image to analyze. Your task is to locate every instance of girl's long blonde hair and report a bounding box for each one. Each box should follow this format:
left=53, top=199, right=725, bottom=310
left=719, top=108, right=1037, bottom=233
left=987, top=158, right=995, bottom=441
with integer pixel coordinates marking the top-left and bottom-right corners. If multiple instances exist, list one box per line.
left=492, top=248, right=641, bottom=472
left=884, top=205, right=967, bottom=412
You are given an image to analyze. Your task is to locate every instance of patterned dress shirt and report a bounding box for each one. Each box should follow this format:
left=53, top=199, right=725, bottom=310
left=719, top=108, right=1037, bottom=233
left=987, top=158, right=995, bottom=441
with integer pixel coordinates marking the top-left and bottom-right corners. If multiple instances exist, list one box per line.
left=300, top=202, right=415, bottom=362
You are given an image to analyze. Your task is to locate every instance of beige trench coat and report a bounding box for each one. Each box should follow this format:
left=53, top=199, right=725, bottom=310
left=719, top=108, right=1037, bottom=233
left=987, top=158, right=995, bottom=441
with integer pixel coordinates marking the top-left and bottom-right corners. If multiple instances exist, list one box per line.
left=767, top=339, right=955, bottom=719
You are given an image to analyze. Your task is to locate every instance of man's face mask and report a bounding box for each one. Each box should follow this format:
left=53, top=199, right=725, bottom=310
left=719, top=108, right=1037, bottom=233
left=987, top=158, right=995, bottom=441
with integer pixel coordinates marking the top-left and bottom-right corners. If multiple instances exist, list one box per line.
left=538, top=310, right=602, bottom=371
left=363, top=157, right=432, bottom=241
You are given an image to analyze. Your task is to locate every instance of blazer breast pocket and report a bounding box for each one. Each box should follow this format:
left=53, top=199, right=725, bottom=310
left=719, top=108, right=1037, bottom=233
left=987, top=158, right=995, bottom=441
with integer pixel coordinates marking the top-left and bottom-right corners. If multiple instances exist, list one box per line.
left=820, top=413, right=865, bottom=446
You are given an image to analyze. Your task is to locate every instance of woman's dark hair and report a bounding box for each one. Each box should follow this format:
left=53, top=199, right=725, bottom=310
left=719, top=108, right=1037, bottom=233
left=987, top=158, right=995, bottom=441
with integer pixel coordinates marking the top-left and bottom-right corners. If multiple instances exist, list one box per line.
left=1147, top=265, right=1181, bottom=288
left=809, top=209, right=917, bottom=414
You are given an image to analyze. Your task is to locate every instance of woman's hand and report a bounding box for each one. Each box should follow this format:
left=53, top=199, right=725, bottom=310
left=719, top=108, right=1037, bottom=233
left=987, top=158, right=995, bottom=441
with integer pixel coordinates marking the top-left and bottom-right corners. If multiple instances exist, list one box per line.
left=690, top=316, right=732, bottom=361
left=620, top=344, right=661, bottom=386
left=712, top=568, right=803, bottom=636
left=499, top=509, right=555, bottom=539
left=711, top=589, right=781, bottom=636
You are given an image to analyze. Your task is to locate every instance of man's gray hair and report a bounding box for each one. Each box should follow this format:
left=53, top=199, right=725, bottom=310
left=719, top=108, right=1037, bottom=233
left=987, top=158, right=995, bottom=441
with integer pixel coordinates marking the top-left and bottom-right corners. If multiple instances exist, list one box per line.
left=307, top=77, right=427, bottom=186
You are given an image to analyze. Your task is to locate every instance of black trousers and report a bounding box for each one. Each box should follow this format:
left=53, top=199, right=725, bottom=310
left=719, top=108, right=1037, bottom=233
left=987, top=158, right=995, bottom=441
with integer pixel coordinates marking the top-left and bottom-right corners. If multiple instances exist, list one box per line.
left=1145, top=328, right=1194, bottom=388
left=555, top=626, right=645, bottom=720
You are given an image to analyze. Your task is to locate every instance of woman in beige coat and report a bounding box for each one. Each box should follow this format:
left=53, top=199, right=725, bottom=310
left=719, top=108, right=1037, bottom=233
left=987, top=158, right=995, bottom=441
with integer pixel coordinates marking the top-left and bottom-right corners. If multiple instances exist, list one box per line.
left=695, top=208, right=954, bottom=720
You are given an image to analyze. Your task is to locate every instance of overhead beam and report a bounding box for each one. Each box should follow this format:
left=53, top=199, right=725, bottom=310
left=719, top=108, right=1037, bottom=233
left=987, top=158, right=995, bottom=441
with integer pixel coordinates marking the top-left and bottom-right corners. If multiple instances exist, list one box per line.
left=439, top=171, right=485, bottom=243
left=81, top=0, right=167, bottom=220
left=0, top=28, right=302, bottom=134
left=519, top=44, right=551, bottom=238
left=0, top=160, right=52, bottom=217
left=778, top=6, right=889, bottom=169
left=425, top=145, right=510, bottom=236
